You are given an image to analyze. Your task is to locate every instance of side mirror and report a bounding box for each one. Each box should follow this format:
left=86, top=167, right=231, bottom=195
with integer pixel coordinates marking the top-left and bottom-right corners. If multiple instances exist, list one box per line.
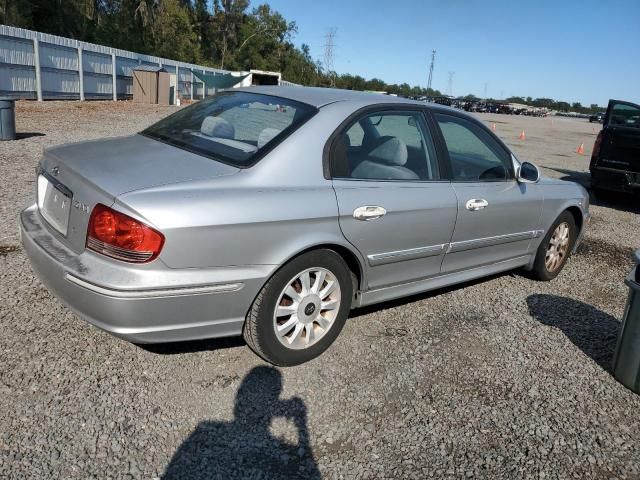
left=517, top=161, right=540, bottom=183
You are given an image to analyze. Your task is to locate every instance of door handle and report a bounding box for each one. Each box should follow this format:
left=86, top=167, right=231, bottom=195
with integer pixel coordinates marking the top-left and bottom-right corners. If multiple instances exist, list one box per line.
left=353, top=205, right=387, bottom=221
left=465, top=198, right=489, bottom=211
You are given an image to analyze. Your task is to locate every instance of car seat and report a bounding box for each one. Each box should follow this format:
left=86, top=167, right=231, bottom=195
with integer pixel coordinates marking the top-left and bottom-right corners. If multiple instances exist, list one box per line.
left=351, top=137, right=418, bottom=180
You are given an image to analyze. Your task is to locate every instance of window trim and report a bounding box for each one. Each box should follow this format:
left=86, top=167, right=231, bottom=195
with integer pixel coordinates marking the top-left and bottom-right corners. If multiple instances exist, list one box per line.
left=431, top=110, right=516, bottom=183
left=323, top=104, right=448, bottom=183
left=141, top=91, right=319, bottom=169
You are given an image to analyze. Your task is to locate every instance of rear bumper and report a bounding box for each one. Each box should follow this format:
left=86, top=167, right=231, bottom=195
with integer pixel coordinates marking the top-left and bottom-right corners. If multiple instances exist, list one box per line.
left=591, top=167, right=640, bottom=194
left=20, top=204, right=273, bottom=343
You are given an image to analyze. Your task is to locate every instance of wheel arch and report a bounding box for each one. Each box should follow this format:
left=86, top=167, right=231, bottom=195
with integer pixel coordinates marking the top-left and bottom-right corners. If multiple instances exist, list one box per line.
left=247, top=241, right=367, bottom=318
left=565, top=205, right=584, bottom=233
left=280, top=243, right=366, bottom=300
left=526, top=202, right=586, bottom=270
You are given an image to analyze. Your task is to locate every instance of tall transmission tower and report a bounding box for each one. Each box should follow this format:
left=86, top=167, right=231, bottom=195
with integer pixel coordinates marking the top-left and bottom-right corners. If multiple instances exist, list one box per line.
left=323, top=28, right=337, bottom=87
left=427, top=50, right=436, bottom=92
left=447, top=71, right=455, bottom=96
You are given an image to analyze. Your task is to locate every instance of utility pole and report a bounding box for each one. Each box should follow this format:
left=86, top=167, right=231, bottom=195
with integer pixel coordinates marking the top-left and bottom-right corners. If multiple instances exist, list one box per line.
left=447, top=71, right=455, bottom=97
left=323, top=28, right=337, bottom=88
left=427, top=50, right=436, bottom=92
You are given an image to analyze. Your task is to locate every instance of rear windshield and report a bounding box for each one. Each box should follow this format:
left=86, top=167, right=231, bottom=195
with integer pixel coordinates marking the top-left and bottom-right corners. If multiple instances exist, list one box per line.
left=142, top=91, right=316, bottom=167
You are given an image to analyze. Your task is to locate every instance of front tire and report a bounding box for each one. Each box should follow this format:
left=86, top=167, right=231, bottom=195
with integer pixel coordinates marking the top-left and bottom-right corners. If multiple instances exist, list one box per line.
left=243, top=249, right=353, bottom=366
left=531, top=211, right=576, bottom=281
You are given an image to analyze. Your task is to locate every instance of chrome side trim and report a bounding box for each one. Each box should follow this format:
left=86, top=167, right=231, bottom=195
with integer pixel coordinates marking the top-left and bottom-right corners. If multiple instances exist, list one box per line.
left=357, top=255, right=532, bottom=307
left=65, top=274, right=244, bottom=299
left=367, top=244, right=446, bottom=266
left=448, top=230, right=539, bottom=253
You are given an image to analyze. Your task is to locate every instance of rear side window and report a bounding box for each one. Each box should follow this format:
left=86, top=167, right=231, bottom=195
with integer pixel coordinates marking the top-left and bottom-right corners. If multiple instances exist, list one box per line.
left=143, top=92, right=316, bottom=167
left=434, top=113, right=513, bottom=181
left=334, top=111, right=440, bottom=181
left=609, top=103, right=640, bottom=128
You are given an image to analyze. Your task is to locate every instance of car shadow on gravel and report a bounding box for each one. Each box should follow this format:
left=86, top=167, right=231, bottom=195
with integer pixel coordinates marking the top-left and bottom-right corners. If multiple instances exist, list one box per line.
left=14, top=132, right=45, bottom=140
left=350, top=271, right=509, bottom=319
left=162, top=366, right=320, bottom=480
left=137, top=336, right=246, bottom=355
left=527, top=294, right=620, bottom=372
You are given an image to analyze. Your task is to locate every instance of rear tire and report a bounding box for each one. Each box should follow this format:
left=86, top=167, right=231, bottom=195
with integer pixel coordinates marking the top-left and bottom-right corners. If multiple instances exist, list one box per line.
left=530, top=211, right=576, bottom=281
left=243, top=249, right=353, bottom=366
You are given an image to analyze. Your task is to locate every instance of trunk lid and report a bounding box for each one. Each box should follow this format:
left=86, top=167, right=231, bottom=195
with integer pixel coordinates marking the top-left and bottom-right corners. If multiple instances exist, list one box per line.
left=38, top=134, right=239, bottom=253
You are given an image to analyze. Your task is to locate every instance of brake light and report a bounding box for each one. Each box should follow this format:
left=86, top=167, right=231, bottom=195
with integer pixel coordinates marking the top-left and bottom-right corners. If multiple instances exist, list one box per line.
left=590, top=131, right=603, bottom=169
left=87, top=204, right=164, bottom=263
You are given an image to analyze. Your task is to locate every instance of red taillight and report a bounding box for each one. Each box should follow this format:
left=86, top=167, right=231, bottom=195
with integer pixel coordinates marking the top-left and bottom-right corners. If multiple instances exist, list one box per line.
left=590, top=131, right=604, bottom=169
left=87, top=204, right=164, bottom=263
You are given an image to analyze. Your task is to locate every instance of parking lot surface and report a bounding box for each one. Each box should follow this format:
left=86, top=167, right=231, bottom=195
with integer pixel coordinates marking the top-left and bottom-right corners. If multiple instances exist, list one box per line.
left=1, top=101, right=639, bottom=479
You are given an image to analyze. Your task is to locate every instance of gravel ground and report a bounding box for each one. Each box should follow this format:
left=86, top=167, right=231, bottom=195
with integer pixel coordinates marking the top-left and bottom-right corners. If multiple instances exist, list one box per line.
left=1, top=101, right=640, bottom=479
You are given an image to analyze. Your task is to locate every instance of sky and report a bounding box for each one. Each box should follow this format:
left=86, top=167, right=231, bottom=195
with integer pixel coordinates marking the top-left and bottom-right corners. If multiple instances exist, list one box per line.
left=265, top=0, right=640, bottom=106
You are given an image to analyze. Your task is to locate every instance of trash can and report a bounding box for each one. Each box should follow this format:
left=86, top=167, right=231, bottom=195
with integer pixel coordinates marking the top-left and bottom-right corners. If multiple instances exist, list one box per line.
left=613, top=250, right=640, bottom=393
left=0, top=97, right=16, bottom=141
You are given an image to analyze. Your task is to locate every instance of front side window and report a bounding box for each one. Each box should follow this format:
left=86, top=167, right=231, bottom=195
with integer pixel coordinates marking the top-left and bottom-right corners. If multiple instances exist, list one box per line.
left=435, top=113, right=513, bottom=181
left=143, top=92, right=316, bottom=167
left=334, top=111, right=440, bottom=181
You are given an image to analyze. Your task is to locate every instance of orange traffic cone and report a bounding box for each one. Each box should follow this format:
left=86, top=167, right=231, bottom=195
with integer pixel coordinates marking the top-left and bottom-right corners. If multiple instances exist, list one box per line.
left=576, top=143, right=585, bottom=155
left=491, top=122, right=496, bottom=131
left=519, top=130, right=526, bottom=140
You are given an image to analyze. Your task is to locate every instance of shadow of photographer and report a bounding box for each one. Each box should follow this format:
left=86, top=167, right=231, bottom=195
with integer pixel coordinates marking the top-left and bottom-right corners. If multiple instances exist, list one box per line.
left=162, top=366, right=320, bottom=480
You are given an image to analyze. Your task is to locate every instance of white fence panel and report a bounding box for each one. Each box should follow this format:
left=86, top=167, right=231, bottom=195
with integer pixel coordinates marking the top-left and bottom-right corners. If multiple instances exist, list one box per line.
left=83, top=51, right=111, bottom=75
left=0, top=35, right=34, bottom=65
left=41, top=69, right=79, bottom=98
left=0, top=64, right=36, bottom=97
left=0, top=25, right=288, bottom=100
left=39, top=42, right=78, bottom=71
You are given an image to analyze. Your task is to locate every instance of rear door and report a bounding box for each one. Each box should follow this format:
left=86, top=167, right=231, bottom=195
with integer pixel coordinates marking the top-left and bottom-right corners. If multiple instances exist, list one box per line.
left=600, top=100, right=640, bottom=173
left=330, top=108, right=457, bottom=291
left=432, top=112, right=543, bottom=273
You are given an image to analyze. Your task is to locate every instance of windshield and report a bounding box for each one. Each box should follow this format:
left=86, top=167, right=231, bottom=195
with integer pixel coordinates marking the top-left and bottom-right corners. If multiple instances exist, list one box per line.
left=142, top=91, right=316, bottom=167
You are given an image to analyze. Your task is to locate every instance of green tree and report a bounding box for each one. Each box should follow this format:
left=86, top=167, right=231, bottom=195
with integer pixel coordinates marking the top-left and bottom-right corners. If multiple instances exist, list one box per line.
left=153, top=0, right=199, bottom=62
left=211, top=0, right=250, bottom=69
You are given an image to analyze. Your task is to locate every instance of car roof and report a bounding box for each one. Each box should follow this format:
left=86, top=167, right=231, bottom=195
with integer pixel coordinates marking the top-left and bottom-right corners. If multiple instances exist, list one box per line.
left=235, top=85, right=426, bottom=108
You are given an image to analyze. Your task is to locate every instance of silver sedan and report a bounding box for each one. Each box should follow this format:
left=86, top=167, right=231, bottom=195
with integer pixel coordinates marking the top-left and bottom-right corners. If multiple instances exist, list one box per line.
left=20, top=87, right=590, bottom=365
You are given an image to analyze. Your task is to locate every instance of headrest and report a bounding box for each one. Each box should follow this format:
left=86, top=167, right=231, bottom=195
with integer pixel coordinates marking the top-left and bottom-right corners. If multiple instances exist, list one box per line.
left=368, top=137, right=408, bottom=166
left=201, top=116, right=235, bottom=139
left=257, top=128, right=282, bottom=148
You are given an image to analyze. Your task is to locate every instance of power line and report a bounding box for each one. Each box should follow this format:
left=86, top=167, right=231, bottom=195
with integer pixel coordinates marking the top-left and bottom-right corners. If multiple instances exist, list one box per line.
left=323, top=28, right=337, bottom=87
left=447, top=71, right=455, bottom=96
left=427, top=50, right=436, bottom=92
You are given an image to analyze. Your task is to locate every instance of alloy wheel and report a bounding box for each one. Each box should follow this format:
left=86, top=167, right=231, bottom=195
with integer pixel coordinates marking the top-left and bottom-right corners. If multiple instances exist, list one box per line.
left=545, top=222, right=570, bottom=272
left=273, top=267, right=341, bottom=350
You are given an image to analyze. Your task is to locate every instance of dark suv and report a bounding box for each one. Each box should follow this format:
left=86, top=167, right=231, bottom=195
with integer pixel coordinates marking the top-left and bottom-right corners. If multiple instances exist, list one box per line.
left=590, top=100, right=640, bottom=196
left=589, top=112, right=604, bottom=123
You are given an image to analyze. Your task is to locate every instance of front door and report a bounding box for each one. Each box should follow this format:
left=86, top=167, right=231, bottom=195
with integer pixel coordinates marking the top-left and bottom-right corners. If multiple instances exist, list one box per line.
left=432, top=112, right=543, bottom=273
left=600, top=100, right=640, bottom=174
left=330, top=109, right=457, bottom=290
